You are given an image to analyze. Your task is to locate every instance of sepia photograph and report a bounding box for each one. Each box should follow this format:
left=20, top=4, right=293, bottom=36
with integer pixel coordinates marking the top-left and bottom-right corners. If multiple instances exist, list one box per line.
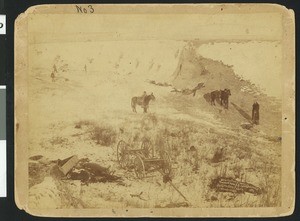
left=14, top=4, right=295, bottom=217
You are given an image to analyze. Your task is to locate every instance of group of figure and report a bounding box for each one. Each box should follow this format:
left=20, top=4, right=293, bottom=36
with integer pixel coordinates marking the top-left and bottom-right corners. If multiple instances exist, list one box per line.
left=132, top=89, right=259, bottom=125
left=210, top=89, right=231, bottom=109
left=209, top=88, right=259, bottom=125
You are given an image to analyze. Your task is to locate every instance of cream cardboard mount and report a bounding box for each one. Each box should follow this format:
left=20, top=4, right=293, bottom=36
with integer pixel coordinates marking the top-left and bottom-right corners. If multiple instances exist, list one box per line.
left=14, top=4, right=295, bottom=217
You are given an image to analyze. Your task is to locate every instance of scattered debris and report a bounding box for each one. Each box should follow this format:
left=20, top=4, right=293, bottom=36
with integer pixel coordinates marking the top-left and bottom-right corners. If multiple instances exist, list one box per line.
left=67, top=160, right=123, bottom=185
left=210, top=195, right=218, bottom=201
left=159, top=171, right=190, bottom=204
left=155, top=181, right=162, bottom=186
left=130, top=191, right=147, bottom=201
left=163, top=202, right=190, bottom=208
left=241, top=123, right=253, bottom=130
left=209, top=177, right=262, bottom=195
left=211, top=147, right=225, bottom=163
left=58, top=155, right=79, bottom=175
left=147, top=80, right=172, bottom=87
left=171, top=82, right=205, bottom=96
left=266, top=136, right=282, bottom=143
left=30, top=155, right=123, bottom=186
left=67, top=163, right=123, bottom=185
left=29, top=155, right=44, bottom=161
left=50, top=136, right=68, bottom=145
left=163, top=174, right=172, bottom=183
left=74, top=124, right=81, bottom=129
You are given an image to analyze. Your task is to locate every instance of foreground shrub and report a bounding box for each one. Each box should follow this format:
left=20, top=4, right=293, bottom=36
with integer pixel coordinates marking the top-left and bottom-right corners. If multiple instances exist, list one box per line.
left=91, top=125, right=117, bottom=146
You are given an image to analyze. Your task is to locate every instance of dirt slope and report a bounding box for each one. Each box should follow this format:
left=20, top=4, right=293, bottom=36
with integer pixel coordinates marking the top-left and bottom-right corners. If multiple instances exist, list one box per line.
left=169, top=42, right=281, bottom=137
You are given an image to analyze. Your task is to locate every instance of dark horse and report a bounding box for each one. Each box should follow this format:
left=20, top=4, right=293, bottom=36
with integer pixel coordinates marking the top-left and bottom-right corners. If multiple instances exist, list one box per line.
left=220, top=89, right=231, bottom=109
left=131, top=93, right=156, bottom=113
left=210, top=90, right=221, bottom=105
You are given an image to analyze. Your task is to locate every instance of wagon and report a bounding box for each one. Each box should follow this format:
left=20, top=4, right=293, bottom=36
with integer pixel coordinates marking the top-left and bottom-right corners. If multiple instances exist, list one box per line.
left=116, top=139, right=172, bottom=179
left=117, top=138, right=154, bottom=168
left=133, top=150, right=172, bottom=179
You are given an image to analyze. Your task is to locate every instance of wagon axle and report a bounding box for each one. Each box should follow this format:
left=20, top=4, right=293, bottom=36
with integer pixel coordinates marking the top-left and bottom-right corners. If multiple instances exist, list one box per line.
left=116, top=139, right=172, bottom=179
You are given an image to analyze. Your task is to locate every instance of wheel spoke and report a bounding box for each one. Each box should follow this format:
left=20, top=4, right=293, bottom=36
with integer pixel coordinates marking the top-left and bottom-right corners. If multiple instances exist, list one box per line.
left=134, top=155, right=145, bottom=179
left=141, top=139, right=153, bottom=158
left=117, top=140, right=129, bottom=168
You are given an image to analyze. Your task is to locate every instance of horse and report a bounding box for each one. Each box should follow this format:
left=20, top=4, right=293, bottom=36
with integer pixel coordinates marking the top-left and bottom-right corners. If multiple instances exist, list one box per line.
left=131, top=93, right=156, bottom=113
left=210, top=90, right=221, bottom=105
left=220, top=89, right=231, bottom=109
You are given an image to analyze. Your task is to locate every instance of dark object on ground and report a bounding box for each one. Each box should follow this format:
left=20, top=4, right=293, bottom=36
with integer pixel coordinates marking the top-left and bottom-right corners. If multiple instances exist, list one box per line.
left=210, top=195, right=218, bottom=201
left=209, top=177, right=262, bottom=195
left=75, top=124, right=81, bottom=129
left=130, top=191, right=147, bottom=201
left=29, top=155, right=44, bottom=161
left=163, top=202, right=190, bottom=208
left=241, top=123, right=253, bottom=130
left=163, top=174, right=172, bottom=183
left=68, top=162, right=123, bottom=184
left=67, top=169, right=90, bottom=182
left=82, top=163, right=112, bottom=179
left=49, top=155, right=122, bottom=184
left=211, top=147, right=225, bottom=163
left=57, top=155, right=79, bottom=175
left=148, top=80, right=172, bottom=87
left=171, top=82, right=204, bottom=96
left=50, top=164, right=66, bottom=179
left=190, top=146, right=196, bottom=151
left=266, top=136, right=282, bottom=143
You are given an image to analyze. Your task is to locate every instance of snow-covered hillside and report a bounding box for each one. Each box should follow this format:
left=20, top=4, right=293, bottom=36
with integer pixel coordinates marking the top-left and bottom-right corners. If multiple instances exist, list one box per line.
left=27, top=40, right=282, bottom=209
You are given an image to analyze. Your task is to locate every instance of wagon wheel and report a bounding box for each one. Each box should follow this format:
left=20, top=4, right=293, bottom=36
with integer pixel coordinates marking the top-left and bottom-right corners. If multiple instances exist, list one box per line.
left=117, top=140, right=129, bottom=168
left=161, top=151, right=172, bottom=175
left=133, top=155, right=145, bottom=179
left=141, top=139, right=153, bottom=158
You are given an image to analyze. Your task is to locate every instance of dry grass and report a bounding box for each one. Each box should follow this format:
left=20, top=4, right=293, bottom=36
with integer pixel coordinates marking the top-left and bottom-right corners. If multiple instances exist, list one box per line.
left=50, top=136, right=68, bottom=145
left=33, top=110, right=281, bottom=209
left=91, top=125, right=117, bottom=146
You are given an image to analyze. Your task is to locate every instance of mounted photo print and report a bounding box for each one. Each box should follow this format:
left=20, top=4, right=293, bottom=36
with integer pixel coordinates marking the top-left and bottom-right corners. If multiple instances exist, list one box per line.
left=14, top=4, right=295, bottom=217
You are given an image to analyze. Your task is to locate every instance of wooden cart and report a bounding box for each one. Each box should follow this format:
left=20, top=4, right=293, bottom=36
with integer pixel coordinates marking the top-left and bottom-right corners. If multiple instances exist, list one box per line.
left=133, top=150, right=172, bottom=179
left=117, top=138, right=154, bottom=169
left=116, top=139, right=172, bottom=179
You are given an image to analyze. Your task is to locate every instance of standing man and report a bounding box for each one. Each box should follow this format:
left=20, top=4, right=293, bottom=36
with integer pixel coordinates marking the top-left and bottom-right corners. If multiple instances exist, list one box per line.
left=141, top=91, right=147, bottom=108
left=252, top=101, right=260, bottom=125
left=141, top=91, right=147, bottom=100
left=51, top=71, right=55, bottom=82
left=53, top=64, right=58, bottom=73
left=51, top=64, right=58, bottom=82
